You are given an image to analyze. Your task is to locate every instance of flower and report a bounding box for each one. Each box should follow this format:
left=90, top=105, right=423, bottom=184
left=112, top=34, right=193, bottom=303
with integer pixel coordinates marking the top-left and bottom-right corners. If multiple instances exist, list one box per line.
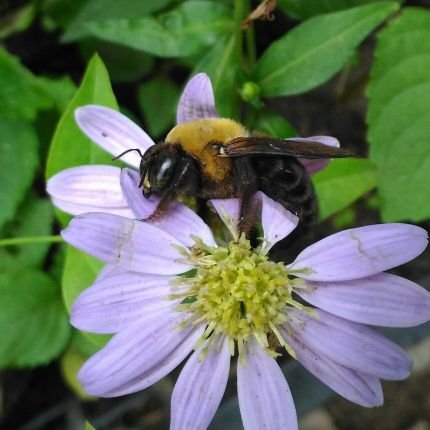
left=47, top=73, right=340, bottom=217
left=63, top=174, right=430, bottom=430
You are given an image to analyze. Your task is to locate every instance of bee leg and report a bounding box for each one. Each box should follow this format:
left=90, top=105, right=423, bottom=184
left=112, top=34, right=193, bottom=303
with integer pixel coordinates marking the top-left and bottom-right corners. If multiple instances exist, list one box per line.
left=232, top=157, right=258, bottom=236
left=142, top=157, right=199, bottom=222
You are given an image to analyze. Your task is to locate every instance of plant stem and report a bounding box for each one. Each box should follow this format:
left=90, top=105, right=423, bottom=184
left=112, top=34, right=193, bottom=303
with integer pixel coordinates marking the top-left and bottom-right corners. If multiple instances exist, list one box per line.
left=233, top=0, right=246, bottom=61
left=0, top=235, right=63, bottom=247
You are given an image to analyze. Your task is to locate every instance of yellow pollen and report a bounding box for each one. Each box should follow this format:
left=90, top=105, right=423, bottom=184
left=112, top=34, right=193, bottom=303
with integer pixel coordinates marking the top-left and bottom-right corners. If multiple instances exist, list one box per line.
left=172, top=235, right=303, bottom=356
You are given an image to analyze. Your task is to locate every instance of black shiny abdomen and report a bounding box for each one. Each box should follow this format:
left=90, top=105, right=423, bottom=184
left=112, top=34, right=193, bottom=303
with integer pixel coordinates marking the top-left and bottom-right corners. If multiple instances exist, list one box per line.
left=252, top=156, right=318, bottom=226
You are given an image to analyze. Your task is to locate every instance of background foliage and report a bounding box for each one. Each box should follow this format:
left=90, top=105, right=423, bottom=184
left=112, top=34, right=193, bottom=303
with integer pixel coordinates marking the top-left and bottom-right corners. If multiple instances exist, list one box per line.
left=0, top=0, right=429, bottom=429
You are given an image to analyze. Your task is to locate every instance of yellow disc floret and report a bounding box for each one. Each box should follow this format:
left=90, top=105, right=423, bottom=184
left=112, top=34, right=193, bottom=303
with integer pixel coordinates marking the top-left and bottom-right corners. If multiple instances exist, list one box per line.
left=172, top=235, right=305, bottom=357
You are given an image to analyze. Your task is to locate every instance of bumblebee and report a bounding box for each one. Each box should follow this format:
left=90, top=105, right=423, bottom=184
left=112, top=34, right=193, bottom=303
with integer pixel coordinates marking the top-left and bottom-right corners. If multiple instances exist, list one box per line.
left=117, top=117, right=353, bottom=232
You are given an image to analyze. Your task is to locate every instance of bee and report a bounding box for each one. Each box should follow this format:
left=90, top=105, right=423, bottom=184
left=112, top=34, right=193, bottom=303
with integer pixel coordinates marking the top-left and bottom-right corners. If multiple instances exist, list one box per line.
left=116, top=117, right=353, bottom=233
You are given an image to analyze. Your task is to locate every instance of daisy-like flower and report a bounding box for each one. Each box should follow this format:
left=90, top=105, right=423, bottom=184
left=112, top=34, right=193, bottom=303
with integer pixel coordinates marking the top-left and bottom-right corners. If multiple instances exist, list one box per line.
left=46, top=73, right=340, bottom=217
left=63, top=172, right=430, bottom=430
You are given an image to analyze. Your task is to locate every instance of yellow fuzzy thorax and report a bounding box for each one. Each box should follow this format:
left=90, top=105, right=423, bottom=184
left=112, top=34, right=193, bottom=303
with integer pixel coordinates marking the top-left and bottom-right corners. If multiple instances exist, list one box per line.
left=165, top=118, right=249, bottom=181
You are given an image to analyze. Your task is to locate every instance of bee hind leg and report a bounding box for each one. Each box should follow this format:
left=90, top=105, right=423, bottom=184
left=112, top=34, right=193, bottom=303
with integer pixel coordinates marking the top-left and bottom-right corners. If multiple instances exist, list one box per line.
left=232, top=157, right=259, bottom=237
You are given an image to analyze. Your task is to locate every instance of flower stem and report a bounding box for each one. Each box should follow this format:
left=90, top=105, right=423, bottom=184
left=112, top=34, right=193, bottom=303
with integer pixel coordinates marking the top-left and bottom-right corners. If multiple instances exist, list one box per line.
left=243, top=0, right=256, bottom=70
left=0, top=235, right=63, bottom=247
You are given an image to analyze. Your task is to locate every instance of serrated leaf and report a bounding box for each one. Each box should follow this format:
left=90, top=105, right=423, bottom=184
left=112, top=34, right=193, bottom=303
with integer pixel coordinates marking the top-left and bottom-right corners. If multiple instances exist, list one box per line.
left=278, top=0, right=403, bottom=20
left=138, top=76, right=179, bottom=137
left=46, top=54, right=118, bottom=180
left=313, top=158, right=377, bottom=220
left=0, top=117, right=39, bottom=229
left=0, top=47, right=51, bottom=120
left=75, top=1, right=233, bottom=58
left=0, top=271, right=70, bottom=368
left=62, top=246, right=110, bottom=348
left=0, top=196, right=54, bottom=271
left=63, top=0, right=174, bottom=41
left=254, top=110, right=297, bottom=137
left=367, top=8, right=430, bottom=222
left=193, top=35, right=238, bottom=118
left=253, top=2, right=399, bottom=97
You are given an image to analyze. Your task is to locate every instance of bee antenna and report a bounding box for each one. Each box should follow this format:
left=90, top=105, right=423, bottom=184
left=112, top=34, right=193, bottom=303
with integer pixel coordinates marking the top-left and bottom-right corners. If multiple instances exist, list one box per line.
left=112, top=148, right=144, bottom=161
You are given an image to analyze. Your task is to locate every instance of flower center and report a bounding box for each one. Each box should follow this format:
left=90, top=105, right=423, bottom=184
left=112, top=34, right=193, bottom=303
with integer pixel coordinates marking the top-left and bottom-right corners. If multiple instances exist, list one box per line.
left=172, top=235, right=303, bottom=356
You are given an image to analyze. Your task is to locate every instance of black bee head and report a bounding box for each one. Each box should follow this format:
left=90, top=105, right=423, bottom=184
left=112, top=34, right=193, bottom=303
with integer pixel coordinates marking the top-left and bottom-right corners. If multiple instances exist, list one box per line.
left=139, top=144, right=178, bottom=197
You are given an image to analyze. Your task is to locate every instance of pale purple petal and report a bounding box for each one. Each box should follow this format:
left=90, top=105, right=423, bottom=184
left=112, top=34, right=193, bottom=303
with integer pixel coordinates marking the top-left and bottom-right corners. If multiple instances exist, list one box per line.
left=209, top=198, right=241, bottom=238
left=75, top=105, right=154, bottom=168
left=289, top=309, right=412, bottom=380
left=293, top=136, right=340, bottom=174
left=176, top=73, right=219, bottom=123
left=95, top=264, right=126, bottom=282
left=171, top=336, right=230, bottom=430
left=298, top=273, right=430, bottom=327
left=47, top=165, right=134, bottom=217
left=280, top=328, right=383, bottom=407
left=61, top=213, right=193, bottom=275
left=120, top=169, right=216, bottom=247
left=237, top=337, right=298, bottom=430
left=288, top=224, right=428, bottom=281
left=78, top=312, right=204, bottom=397
left=71, top=272, right=177, bottom=333
left=255, top=191, right=298, bottom=252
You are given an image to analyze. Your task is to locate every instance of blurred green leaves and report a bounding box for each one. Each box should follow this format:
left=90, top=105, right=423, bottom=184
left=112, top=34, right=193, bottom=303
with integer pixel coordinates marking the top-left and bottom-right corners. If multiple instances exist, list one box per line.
left=193, top=35, right=238, bottom=118
left=278, top=0, right=403, bottom=20
left=64, top=1, right=233, bottom=58
left=367, top=7, right=430, bottom=222
left=138, top=76, right=179, bottom=137
left=63, top=0, right=174, bottom=41
left=0, top=118, right=39, bottom=229
left=313, top=158, right=377, bottom=220
left=0, top=196, right=54, bottom=271
left=253, top=2, right=399, bottom=97
left=46, top=54, right=118, bottom=179
left=0, top=48, right=51, bottom=120
left=0, top=271, right=70, bottom=368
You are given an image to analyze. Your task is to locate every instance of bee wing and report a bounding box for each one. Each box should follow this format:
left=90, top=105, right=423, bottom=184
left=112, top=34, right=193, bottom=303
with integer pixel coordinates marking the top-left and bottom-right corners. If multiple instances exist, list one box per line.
left=223, top=136, right=354, bottom=159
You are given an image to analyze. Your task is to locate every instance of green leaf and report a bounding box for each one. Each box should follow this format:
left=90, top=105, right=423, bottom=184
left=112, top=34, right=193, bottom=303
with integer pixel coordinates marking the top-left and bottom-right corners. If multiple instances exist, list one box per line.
left=0, top=271, right=70, bottom=368
left=278, top=0, right=403, bottom=20
left=0, top=196, right=54, bottom=271
left=41, top=0, right=88, bottom=30
left=62, top=247, right=103, bottom=312
left=84, top=422, right=96, bottom=430
left=137, top=76, right=179, bottom=137
left=45, top=54, right=118, bottom=180
left=63, top=0, right=174, bottom=41
left=253, top=2, right=399, bottom=97
left=80, top=40, right=155, bottom=83
left=0, top=117, right=39, bottom=229
left=62, top=246, right=110, bottom=348
left=313, top=158, right=377, bottom=220
left=73, top=1, right=233, bottom=58
left=35, top=76, right=77, bottom=113
left=367, top=8, right=430, bottom=222
left=60, top=333, right=97, bottom=400
left=0, top=3, right=35, bottom=39
left=254, top=110, right=297, bottom=138
left=0, top=47, right=51, bottom=120
left=193, top=35, right=238, bottom=118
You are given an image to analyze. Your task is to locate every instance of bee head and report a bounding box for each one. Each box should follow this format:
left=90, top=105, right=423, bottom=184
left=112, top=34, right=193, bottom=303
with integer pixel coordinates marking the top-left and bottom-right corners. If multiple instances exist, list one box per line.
left=139, top=144, right=178, bottom=197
